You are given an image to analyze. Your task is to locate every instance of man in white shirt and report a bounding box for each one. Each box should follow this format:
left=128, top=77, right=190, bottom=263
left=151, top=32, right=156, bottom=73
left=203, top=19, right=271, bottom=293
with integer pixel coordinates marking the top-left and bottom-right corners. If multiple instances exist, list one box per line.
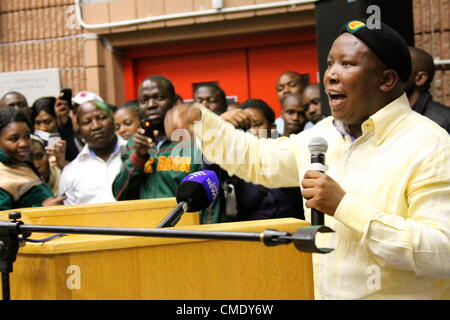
left=59, top=100, right=126, bottom=205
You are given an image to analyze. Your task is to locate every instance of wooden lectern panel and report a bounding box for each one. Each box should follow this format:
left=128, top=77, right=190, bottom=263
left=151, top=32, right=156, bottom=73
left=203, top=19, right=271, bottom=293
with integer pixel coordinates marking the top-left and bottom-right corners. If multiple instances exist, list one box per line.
left=0, top=198, right=199, bottom=229
left=7, top=218, right=313, bottom=300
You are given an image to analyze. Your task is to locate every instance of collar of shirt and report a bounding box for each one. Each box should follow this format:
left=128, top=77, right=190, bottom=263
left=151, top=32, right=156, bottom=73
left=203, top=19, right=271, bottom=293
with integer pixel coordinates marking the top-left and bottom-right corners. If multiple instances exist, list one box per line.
left=332, top=93, right=412, bottom=145
left=333, top=119, right=356, bottom=143
left=78, top=135, right=126, bottom=162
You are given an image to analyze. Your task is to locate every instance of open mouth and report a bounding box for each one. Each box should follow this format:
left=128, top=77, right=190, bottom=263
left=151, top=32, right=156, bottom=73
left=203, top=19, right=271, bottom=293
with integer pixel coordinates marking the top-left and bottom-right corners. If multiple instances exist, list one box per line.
left=327, top=91, right=347, bottom=107
left=328, top=92, right=347, bottom=101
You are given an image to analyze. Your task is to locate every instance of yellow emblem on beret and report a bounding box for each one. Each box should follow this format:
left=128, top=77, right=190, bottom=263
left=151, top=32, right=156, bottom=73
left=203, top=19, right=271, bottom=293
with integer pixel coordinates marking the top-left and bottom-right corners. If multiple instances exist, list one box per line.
left=347, top=20, right=366, bottom=33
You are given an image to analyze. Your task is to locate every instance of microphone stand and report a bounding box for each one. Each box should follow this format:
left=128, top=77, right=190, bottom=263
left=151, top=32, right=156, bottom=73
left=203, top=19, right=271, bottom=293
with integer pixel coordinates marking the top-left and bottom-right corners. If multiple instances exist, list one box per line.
left=155, top=201, right=188, bottom=228
left=0, top=212, right=333, bottom=300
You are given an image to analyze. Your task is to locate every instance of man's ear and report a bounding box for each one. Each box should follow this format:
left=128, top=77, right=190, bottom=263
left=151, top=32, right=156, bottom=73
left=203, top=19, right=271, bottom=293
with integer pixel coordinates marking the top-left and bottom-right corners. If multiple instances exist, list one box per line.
left=380, top=69, right=399, bottom=92
left=414, top=71, right=429, bottom=87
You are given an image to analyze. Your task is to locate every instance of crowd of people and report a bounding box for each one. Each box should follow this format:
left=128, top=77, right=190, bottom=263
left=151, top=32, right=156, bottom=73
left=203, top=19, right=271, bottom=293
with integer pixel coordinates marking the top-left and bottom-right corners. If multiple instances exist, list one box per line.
left=0, top=18, right=449, bottom=299
left=0, top=37, right=448, bottom=225
left=0, top=69, right=323, bottom=223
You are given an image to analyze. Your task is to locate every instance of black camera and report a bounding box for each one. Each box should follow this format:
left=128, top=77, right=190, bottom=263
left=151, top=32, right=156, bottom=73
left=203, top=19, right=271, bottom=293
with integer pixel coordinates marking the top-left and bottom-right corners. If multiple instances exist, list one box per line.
left=143, top=120, right=155, bottom=141
left=60, top=88, right=73, bottom=109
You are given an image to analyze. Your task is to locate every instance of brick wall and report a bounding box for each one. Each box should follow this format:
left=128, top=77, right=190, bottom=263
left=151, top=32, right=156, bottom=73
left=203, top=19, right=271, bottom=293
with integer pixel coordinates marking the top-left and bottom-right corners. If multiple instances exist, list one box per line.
left=0, top=0, right=311, bottom=104
left=0, top=0, right=87, bottom=97
left=413, top=0, right=450, bottom=106
left=0, top=0, right=449, bottom=106
left=81, top=0, right=308, bottom=32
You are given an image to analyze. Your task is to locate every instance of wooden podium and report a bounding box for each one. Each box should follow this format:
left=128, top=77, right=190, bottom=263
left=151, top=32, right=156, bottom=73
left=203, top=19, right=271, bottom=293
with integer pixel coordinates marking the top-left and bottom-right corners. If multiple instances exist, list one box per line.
left=0, top=199, right=314, bottom=300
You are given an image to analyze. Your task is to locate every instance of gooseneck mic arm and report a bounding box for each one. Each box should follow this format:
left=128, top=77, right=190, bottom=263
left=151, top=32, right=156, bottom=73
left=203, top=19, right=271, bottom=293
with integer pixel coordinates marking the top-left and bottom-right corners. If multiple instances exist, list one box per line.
left=155, top=201, right=188, bottom=228
left=1, top=215, right=334, bottom=253
left=0, top=211, right=334, bottom=300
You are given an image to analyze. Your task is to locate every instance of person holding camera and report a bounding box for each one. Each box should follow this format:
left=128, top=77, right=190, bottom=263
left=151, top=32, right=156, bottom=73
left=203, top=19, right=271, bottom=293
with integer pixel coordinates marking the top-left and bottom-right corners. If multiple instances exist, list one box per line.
left=112, top=76, right=226, bottom=224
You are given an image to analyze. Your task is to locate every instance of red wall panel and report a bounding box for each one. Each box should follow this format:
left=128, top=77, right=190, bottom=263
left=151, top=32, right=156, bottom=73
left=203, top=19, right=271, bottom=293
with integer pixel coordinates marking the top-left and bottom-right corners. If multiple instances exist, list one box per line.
left=134, top=48, right=249, bottom=103
left=248, top=41, right=318, bottom=115
left=123, top=28, right=318, bottom=117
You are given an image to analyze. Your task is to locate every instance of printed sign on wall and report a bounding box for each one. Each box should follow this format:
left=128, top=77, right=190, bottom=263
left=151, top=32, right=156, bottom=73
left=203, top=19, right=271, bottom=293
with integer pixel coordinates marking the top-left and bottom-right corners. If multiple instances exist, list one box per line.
left=0, top=68, right=61, bottom=105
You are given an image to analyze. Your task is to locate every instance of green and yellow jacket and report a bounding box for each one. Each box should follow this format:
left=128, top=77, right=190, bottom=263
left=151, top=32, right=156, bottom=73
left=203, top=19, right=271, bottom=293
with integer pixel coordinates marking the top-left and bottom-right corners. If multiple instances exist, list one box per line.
left=0, top=151, right=53, bottom=210
left=112, top=136, right=225, bottom=224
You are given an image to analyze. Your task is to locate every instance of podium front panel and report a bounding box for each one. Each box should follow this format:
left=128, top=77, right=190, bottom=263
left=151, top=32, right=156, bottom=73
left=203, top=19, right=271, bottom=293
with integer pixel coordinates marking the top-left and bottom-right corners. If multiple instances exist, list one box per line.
left=7, top=218, right=313, bottom=300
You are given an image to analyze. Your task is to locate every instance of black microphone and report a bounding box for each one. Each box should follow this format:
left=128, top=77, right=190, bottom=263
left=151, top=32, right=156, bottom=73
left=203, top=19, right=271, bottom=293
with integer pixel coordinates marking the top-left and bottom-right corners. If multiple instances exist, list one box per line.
left=308, top=137, right=328, bottom=226
left=156, top=170, right=220, bottom=228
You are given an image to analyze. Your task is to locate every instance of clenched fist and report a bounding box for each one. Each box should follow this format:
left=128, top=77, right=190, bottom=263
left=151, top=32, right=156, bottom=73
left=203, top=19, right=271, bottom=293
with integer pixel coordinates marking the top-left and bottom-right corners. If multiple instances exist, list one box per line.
left=164, top=103, right=202, bottom=141
left=301, top=170, right=346, bottom=216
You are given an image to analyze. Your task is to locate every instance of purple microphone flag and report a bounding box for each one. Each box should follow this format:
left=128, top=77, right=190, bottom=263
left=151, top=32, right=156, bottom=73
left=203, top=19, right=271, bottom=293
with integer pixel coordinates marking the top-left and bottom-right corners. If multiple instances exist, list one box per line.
left=181, top=170, right=219, bottom=204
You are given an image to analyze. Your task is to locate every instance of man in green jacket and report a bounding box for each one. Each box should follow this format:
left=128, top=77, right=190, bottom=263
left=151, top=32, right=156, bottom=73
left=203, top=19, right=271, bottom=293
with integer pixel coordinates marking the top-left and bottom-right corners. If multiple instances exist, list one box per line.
left=112, top=75, right=225, bottom=224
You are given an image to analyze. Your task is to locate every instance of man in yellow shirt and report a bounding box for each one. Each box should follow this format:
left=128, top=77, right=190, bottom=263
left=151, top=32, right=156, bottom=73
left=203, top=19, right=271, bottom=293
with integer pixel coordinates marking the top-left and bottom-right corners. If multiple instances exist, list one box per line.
left=164, top=20, right=450, bottom=299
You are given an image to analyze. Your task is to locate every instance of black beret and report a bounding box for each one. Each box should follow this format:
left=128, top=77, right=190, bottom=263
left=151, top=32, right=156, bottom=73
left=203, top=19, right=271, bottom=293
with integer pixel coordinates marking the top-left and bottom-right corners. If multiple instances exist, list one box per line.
left=340, top=20, right=412, bottom=82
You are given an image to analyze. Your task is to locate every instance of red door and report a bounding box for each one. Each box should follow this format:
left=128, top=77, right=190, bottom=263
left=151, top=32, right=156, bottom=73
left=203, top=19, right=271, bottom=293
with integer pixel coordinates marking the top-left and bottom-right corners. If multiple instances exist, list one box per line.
left=248, top=41, right=318, bottom=114
left=123, top=28, right=318, bottom=117
left=134, top=48, right=250, bottom=105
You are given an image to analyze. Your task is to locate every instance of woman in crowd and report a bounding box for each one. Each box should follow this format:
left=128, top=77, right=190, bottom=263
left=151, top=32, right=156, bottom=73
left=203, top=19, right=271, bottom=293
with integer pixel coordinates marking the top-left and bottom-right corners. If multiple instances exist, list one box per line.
left=113, top=100, right=141, bottom=140
left=31, top=97, right=60, bottom=142
left=31, top=135, right=67, bottom=196
left=0, top=107, right=65, bottom=209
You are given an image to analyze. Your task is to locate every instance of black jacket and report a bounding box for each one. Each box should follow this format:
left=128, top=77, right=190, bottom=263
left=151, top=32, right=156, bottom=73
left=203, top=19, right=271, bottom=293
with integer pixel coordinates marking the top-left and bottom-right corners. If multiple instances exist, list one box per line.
left=231, top=176, right=304, bottom=221
left=412, top=92, right=450, bottom=134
